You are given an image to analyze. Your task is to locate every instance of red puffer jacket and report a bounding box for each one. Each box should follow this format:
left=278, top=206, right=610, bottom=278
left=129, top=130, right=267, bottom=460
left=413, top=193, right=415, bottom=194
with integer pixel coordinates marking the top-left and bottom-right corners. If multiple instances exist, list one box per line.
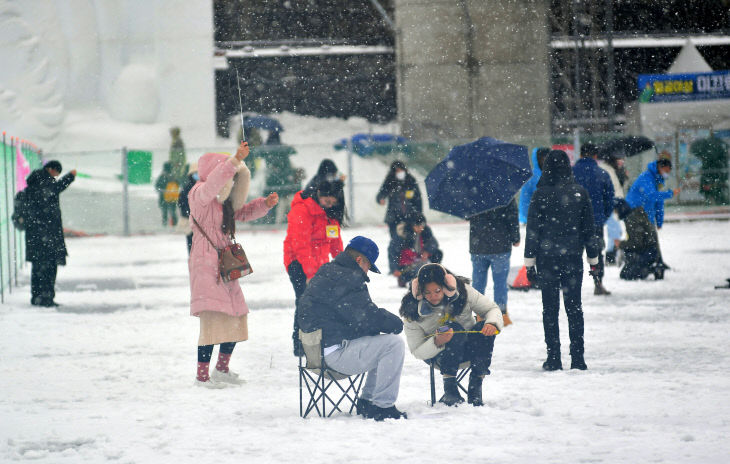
left=284, top=191, right=343, bottom=279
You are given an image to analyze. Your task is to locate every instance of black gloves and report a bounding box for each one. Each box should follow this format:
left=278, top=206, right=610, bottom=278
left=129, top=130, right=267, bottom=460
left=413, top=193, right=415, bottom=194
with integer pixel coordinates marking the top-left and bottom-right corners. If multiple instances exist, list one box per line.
left=526, top=266, right=539, bottom=284
left=381, top=311, right=404, bottom=334
left=589, top=264, right=601, bottom=279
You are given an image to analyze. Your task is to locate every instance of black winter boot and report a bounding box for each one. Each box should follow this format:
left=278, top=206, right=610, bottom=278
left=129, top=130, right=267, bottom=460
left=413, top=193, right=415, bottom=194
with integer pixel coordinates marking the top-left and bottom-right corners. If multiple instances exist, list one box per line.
left=542, top=355, right=563, bottom=371
left=356, top=398, right=372, bottom=417
left=570, top=355, right=587, bottom=370
left=467, top=373, right=484, bottom=406
left=439, top=377, right=464, bottom=406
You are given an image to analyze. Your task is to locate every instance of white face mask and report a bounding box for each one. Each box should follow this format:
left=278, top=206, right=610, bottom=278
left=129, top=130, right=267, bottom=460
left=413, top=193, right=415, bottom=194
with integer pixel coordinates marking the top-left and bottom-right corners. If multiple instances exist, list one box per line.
left=661, top=172, right=670, bottom=180
left=395, top=171, right=406, bottom=181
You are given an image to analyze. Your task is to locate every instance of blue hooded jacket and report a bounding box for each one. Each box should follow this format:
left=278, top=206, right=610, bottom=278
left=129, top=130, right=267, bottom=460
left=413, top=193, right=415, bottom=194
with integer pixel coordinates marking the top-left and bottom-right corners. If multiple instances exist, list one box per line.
left=518, top=148, right=542, bottom=224
left=572, top=157, right=615, bottom=228
left=625, top=160, right=674, bottom=228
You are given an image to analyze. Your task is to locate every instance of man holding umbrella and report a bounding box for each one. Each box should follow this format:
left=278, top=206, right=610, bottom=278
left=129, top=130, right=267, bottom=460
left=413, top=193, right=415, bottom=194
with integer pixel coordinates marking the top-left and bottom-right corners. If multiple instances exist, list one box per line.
left=573, top=143, right=615, bottom=296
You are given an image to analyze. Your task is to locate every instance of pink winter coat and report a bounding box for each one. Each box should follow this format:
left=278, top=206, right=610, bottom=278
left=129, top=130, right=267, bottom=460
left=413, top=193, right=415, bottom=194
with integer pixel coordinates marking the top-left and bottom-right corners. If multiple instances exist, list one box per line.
left=188, top=153, right=271, bottom=317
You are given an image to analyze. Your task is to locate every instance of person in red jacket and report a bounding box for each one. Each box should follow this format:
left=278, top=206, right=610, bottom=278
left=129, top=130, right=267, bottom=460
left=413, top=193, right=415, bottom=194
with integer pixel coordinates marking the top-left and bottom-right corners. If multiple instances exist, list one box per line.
left=284, top=180, right=345, bottom=355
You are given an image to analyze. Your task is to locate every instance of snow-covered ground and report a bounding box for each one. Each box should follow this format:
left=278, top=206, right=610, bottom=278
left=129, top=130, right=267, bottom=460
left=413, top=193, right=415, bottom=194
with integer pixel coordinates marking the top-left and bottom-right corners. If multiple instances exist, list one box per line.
left=1, top=219, right=729, bottom=463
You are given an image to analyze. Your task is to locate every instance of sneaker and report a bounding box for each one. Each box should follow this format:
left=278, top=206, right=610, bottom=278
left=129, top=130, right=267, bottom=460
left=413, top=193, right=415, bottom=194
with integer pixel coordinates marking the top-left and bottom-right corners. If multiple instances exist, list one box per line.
left=502, top=313, right=513, bottom=327
left=194, top=378, right=227, bottom=389
left=356, top=398, right=372, bottom=417
left=369, top=405, right=407, bottom=421
left=211, top=369, right=245, bottom=385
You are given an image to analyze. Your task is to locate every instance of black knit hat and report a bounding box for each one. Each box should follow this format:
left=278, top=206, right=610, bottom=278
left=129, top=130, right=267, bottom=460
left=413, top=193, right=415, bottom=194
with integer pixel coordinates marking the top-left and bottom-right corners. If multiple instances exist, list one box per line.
left=45, top=160, right=62, bottom=173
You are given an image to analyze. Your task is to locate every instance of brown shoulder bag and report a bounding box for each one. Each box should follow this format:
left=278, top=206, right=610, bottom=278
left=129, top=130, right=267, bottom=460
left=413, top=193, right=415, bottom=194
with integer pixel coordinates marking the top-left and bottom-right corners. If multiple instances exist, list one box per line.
left=192, top=217, right=253, bottom=282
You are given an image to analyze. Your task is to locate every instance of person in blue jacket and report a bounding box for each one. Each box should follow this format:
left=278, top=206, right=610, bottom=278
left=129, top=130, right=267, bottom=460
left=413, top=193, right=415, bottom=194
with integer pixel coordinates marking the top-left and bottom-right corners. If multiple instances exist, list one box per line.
left=625, top=158, right=679, bottom=230
left=625, top=158, right=680, bottom=271
left=573, top=143, right=615, bottom=296
left=518, top=147, right=550, bottom=224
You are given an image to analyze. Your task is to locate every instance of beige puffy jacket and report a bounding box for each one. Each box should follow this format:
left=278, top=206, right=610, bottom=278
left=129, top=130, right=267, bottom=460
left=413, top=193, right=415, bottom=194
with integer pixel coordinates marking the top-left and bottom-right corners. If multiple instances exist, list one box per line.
left=403, top=284, right=503, bottom=361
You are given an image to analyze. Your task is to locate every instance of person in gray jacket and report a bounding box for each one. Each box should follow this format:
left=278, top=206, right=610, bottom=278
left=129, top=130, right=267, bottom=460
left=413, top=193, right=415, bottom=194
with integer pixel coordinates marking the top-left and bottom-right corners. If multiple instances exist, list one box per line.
left=297, top=236, right=406, bottom=421
left=399, top=264, right=503, bottom=407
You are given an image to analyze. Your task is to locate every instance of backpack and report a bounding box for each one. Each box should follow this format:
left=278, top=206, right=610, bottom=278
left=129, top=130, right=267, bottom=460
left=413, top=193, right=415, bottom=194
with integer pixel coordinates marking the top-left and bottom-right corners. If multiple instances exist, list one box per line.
left=163, top=181, right=180, bottom=203
left=11, top=189, right=29, bottom=230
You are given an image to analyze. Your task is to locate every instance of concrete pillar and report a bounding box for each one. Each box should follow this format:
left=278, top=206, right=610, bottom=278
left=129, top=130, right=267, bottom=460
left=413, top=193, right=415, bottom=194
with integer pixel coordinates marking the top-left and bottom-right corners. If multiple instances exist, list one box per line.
left=395, top=0, right=551, bottom=146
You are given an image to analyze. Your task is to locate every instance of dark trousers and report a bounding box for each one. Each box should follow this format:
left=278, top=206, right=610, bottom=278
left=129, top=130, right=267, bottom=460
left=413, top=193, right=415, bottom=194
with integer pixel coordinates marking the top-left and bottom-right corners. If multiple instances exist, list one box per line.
left=31, top=260, right=58, bottom=303
left=288, top=260, right=307, bottom=356
left=186, top=233, right=193, bottom=255
left=538, top=255, right=584, bottom=359
left=386, top=222, right=399, bottom=274
left=161, top=203, right=178, bottom=226
left=591, top=229, right=606, bottom=282
left=429, top=321, right=495, bottom=377
left=197, top=342, right=236, bottom=362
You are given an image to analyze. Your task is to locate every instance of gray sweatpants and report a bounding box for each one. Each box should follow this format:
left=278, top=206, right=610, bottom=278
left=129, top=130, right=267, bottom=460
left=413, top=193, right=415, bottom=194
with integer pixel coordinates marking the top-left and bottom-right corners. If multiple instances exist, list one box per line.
left=324, top=334, right=405, bottom=408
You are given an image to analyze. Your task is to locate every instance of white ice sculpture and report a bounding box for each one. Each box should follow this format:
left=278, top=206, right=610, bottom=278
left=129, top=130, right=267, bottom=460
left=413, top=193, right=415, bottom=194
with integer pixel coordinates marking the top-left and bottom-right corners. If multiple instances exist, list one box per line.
left=0, top=0, right=216, bottom=151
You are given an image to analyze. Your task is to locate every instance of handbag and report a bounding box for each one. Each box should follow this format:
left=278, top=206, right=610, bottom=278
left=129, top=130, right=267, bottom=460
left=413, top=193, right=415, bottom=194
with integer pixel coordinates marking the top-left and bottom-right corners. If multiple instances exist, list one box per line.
left=192, top=217, right=252, bottom=282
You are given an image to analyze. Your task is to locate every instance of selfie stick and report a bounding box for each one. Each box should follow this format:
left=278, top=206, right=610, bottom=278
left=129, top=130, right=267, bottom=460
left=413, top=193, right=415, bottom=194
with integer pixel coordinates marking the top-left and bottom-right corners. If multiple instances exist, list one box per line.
left=235, top=66, right=245, bottom=142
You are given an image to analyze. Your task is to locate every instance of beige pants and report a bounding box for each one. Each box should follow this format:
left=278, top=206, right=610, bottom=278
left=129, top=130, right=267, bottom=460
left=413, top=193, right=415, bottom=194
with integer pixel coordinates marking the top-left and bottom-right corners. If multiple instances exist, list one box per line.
left=198, top=311, right=248, bottom=346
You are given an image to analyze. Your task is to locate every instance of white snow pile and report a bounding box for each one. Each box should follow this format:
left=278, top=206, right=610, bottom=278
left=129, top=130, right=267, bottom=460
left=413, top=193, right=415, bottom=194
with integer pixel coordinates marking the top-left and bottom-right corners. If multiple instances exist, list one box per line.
left=1, top=220, right=729, bottom=463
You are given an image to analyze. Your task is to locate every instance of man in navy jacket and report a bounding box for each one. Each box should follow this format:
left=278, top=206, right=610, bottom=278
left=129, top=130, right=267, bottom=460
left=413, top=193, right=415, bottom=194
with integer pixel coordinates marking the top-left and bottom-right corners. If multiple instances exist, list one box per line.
left=573, top=144, right=615, bottom=295
left=297, top=236, right=406, bottom=421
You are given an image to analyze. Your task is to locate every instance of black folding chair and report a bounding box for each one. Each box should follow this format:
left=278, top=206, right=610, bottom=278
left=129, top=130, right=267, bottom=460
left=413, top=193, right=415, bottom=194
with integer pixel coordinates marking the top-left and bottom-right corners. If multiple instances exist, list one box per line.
left=428, top=360, right=471, bottom=406
left=298, top=329, right=365, bottom=418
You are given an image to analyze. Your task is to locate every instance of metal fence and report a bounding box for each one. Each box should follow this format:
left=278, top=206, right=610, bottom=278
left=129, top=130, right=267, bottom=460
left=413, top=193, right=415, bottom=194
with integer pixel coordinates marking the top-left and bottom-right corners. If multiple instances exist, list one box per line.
left=0, top=135, right=42, bottom=301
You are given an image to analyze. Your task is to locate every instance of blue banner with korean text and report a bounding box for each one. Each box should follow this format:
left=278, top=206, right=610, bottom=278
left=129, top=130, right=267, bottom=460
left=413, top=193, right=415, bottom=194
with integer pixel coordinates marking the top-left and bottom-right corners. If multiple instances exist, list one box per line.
left=638, top=70, right=730, bottom=103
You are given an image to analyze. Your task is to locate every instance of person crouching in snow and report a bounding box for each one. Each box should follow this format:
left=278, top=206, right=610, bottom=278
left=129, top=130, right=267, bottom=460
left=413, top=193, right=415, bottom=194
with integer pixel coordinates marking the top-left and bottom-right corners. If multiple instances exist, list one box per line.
left=399, top=263, right=503, bottom=407
left=388, top=212, right=443, bottom=287
left=189, top=142, right=278, bottom=387
left=613, top=199, right=662, bottom=280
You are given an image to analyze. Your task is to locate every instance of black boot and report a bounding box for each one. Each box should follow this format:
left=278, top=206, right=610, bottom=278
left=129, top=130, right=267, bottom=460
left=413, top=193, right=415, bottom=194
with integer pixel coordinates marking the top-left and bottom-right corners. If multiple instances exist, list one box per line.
left=570, top=355, right=587, bottom=370
left=605, top=250, right=616, bottom=265
left=542, top=354, right=563, bottom=371
left=467, top=373, right=484, bottom=406
left=439, top=377, right=464, bottom=406
left=356, top=398, right=372, bottom=417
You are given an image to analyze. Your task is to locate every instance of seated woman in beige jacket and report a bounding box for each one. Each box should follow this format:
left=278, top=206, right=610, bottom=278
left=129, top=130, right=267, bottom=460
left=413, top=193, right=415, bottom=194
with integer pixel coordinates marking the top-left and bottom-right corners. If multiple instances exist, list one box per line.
left=399, top=263, right=503, bottom=407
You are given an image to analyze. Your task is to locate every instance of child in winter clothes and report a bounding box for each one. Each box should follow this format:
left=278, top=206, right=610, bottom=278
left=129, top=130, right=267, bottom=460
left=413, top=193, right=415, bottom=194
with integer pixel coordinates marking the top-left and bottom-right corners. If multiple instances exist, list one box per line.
left=155, top=162, right=179, bottom=226
left=388, top=212, right=442, bottom=287
left=399, top=263, right=503, bottom=407
left=188, top=142, right=278, bottom=387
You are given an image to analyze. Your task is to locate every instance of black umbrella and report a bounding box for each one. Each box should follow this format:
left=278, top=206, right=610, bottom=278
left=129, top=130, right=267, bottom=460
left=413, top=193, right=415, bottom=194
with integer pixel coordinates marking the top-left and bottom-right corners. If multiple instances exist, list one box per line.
left=598, top=136, right=655, bottom=160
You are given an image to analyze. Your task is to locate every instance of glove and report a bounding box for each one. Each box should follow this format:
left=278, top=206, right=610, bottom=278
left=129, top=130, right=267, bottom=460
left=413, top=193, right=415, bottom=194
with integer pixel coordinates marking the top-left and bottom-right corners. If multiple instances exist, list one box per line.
left=526, top=266, right=538, bottom=284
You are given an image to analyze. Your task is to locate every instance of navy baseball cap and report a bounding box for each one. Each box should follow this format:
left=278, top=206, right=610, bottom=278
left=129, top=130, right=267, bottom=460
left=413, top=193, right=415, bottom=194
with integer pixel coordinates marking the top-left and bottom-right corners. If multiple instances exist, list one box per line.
left=346, top=236, right=381, bottom=274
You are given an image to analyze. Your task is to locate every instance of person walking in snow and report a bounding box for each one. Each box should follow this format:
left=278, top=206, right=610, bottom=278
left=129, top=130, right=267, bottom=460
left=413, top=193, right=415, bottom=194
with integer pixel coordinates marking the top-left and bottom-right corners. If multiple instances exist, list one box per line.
left=376, top=160, right=422, bottom=274
left=399, top=263, right=503, bottom=407
left=169, top=126, right=187, bottom=181
left=625, top=157, right=679, bottom=273
left=24, top=160, right=76, bottom=307
left=525, top=150, right=600, bottom=371
left=154, top=161, right=179, bottom=227
left=598, top=152, right=627, bottom=266
left=469, top=197, right=520, bottom=326
left=284, top=179, right=344, bottom=355
left=298, top=236, right=407, bottom=421
left=573, top=143, right=615, bottom=295
left=189, top=142, right=278, bottom=387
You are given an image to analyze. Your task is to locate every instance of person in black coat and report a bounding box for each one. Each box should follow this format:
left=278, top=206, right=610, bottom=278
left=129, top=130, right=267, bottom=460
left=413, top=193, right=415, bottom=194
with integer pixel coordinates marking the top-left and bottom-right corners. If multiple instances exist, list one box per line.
left=297, top=236, right=406, bottom=421
left=376, top=161, right=423, bottom=273
left=469, top=197, right=520, bottom=325
left=524, top=150, right=599, bottom=371
left=388, top=212, right=443, bottom=286
left=614, top=199, right=661, bottom=280
left=24, top=160, right=76, bottom=306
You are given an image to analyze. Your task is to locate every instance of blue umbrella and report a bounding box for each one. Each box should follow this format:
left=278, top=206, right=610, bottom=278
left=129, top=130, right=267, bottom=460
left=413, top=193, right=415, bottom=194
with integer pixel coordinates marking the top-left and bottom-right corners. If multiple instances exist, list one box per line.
left=243, top=115, right=284, bottom=132
left=425, top=137, right=531, bottom=219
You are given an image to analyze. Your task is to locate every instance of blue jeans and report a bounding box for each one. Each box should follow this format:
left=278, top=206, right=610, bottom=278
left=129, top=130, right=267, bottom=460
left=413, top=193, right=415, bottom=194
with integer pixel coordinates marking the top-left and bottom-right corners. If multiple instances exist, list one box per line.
left=470, top=252, right=510, bottom=312
left=605, top=215, right=622, bottom=252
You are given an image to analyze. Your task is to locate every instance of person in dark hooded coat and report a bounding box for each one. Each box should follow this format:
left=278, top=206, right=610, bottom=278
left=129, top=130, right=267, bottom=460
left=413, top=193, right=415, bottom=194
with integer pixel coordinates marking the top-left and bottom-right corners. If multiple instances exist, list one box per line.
left=524, top=150, right=599, bottom=371
left=613, top=199, right=661, bottom=280
left=302, top=159, right=347, bottom=224
left=24, top=160, right=76, bottom=306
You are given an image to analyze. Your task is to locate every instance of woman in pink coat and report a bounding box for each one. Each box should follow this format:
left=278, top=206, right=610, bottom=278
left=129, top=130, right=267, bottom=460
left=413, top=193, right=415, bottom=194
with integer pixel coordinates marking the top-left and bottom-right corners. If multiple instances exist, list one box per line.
left=189, top=142, right=278, bottom=387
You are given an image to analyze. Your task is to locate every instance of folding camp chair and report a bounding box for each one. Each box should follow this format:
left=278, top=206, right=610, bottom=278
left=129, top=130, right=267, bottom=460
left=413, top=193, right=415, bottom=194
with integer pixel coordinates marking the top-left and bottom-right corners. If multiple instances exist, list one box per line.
left=428, top=360, right=471, bottom=406
left=298, top=329, right=365, bottom=418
